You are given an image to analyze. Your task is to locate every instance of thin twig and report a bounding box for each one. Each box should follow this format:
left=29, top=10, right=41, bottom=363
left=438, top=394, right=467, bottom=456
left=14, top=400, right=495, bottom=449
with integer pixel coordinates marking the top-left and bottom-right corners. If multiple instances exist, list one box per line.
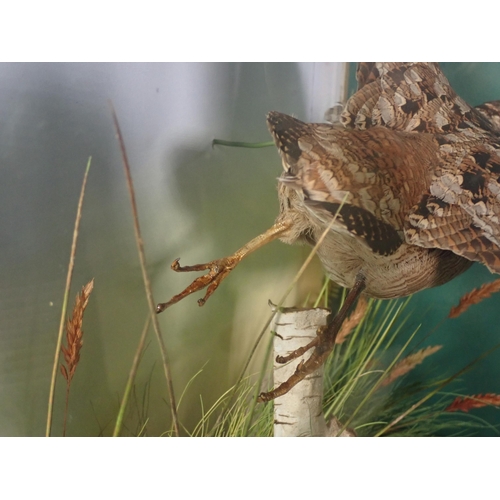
left=110, top=103, right=180, bottom=436
left=46, top=157, right=92, bottom=437
left=113, top=315, right=151, bottom=437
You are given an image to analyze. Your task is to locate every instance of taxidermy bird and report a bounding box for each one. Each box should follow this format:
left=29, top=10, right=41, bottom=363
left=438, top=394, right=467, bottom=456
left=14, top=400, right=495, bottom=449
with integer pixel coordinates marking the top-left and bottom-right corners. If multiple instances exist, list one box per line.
left=157, top=63, right=500, bottom=401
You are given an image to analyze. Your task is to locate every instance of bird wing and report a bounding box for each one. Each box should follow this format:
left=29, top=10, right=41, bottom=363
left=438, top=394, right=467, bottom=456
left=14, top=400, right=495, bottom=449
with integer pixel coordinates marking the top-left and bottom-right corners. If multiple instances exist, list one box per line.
left=342, top=62, right=499, bottom=135
left=345, top=63, right=500, bottom=273
left=270, top=65, right=500, bottom=273
left=406, top=137, right=500, bottom=273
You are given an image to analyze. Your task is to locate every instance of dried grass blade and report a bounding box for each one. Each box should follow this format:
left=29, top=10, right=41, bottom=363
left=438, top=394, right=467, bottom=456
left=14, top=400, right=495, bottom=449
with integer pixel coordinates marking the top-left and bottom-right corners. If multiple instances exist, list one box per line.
left=381, top=345, right=442, bottom=387
left=449, top=279, right=500, bottom=318
left=45, top=157, right=91, bottom=437
left=110, top=103, right=179, bottom=436
left=446, top=393, right=500, bottom=412
left=336, top=296, right=368, bottom=344
left=113, top=315, right=150, bottom=437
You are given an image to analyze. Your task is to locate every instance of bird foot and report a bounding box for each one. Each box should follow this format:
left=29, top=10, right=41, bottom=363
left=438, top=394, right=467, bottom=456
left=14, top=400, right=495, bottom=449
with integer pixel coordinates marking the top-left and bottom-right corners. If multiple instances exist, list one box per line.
left=156, top=221, right=293, bottom=314
left=274, top=327, right=325, bottom=364
left=258, top=274, right=366, bottom=403
left=156, top=256, right=240, bottom=313
left=258, top=325, right=334, bottom=402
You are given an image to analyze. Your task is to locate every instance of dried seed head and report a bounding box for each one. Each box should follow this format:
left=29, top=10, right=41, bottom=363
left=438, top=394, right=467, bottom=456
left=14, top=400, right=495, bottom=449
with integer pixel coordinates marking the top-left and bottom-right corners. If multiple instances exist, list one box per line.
left=446, top=393, right=500, bottom=412
left=449, top=278, right=500, bottom=318
left=335, top=296, right=368, bottom=344
left=60, top=279, right=94, bottom=383
left=381, top=345, right=442, bottom=387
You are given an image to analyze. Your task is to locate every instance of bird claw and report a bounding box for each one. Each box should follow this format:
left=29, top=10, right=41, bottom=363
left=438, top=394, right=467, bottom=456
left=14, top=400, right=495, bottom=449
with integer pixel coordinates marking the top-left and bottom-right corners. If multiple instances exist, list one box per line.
left=275, top=335, right=321, bottom=364
left=156, top=256, right=238, bottom=314
left=258, top=329, right=334, bottom=403
left=258, top=276, right=366, bottom=402
left=156, top=222, right=292, bottom=314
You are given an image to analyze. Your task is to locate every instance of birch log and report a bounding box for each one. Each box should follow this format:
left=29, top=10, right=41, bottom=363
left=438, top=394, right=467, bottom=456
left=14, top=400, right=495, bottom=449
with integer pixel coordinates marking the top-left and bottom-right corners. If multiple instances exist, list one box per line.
left=271, top=305, right=330, bottom=437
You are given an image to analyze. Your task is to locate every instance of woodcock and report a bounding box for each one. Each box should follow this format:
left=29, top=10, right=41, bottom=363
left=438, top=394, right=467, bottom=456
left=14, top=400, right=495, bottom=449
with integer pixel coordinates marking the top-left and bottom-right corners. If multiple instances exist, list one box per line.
left=157, top=63, right=500, bottom=401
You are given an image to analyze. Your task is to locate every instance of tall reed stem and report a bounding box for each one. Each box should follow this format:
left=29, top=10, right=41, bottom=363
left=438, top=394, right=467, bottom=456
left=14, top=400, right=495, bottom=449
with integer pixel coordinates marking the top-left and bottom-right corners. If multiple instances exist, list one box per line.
left=110, top=104, right=180, bottom=436
left=45, top=157, right=91, bottom=437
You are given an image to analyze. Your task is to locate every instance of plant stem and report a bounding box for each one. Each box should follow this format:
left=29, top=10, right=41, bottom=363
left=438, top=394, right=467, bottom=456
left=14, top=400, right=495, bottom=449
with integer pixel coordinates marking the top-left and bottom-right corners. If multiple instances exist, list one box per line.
left=113, top=315, right=151, bottom=437
left=45, top=157, right=91, bottom=437
left=63, top=381, right=70, bottom=437
left=212, top=139, right=274, bottom=148
left=110, top=103, right=180, bottom=436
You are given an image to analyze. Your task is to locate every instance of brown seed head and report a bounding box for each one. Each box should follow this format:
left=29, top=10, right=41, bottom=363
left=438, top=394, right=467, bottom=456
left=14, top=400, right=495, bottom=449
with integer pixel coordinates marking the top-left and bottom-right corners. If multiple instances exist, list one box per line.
left=60, top=279, right=94, bottom=383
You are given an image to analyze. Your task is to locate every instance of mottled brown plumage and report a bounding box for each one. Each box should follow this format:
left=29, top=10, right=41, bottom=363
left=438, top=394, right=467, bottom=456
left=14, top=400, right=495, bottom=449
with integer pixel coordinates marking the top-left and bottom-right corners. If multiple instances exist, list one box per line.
left=268, top=62, right=500, bottom=298
left=157, top=63, right=500, bottom=401
left=268, top=112, right=472, bottom=298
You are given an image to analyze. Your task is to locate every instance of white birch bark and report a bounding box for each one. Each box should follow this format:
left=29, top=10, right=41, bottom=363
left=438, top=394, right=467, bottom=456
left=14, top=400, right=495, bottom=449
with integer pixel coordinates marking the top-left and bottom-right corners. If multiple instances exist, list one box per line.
left=270, top=305, right=357, bottom=437
left=271, top=306, right=330, bottom=437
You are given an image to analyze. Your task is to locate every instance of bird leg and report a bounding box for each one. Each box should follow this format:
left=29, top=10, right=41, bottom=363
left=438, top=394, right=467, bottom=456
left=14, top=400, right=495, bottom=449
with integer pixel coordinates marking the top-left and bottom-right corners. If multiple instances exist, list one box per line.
left=156, top=220, right=293, bottom=313
left=258, top=273, right=366, bottom=403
